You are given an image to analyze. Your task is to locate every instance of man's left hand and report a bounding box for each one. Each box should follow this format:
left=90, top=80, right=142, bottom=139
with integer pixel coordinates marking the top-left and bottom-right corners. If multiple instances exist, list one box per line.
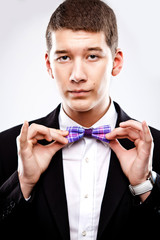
left=106, top=120, right=153, bottom=188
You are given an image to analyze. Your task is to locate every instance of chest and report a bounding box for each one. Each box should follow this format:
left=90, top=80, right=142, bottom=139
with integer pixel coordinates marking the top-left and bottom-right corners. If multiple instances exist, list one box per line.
left=62, top=138, right=111, bottom=239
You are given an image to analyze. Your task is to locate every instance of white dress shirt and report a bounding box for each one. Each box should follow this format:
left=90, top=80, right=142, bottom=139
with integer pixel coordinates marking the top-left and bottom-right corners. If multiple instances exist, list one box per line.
left=59, top=100, right=117, bottom=240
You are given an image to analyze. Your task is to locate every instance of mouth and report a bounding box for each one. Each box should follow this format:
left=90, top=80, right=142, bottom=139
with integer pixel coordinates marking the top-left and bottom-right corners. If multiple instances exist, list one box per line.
left=68, top=89, right=91, bottom=97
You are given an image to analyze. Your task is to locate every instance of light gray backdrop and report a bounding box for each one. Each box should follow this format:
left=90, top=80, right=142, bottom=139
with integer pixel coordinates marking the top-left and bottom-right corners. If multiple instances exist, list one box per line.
left=0, top=0, right=160, bottom=131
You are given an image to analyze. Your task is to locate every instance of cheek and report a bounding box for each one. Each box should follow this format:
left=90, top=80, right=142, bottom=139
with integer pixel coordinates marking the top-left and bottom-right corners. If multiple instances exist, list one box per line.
left=52, top=65, right=68, bottom=90
left=91, top=63, right=112, bottom=95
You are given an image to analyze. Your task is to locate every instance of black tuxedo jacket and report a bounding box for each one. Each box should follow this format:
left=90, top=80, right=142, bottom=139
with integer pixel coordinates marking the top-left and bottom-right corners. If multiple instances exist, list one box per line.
left=1, top=102, right=160, bottom=240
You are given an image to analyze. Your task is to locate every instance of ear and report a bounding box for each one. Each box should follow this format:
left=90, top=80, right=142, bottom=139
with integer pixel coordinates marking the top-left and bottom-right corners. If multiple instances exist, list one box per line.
left=112, top=49, right=123, bottom=76
left=45, top=52, right=54, bottom=79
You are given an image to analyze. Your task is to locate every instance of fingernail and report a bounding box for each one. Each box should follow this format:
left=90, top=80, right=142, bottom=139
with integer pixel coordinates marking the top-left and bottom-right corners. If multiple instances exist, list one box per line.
left=105, top=133, right=110, bottom=138
left=23, top=121, right=29, bottom=127
left=48, top=136, right=53, bottom=142
left=63, top=130, right=68, bottom=133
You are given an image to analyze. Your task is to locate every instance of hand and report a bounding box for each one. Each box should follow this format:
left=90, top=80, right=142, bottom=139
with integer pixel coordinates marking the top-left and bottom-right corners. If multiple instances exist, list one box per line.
left=106, top=120, right=153, bottom=187
left=17, top=121, right=68, bottom=198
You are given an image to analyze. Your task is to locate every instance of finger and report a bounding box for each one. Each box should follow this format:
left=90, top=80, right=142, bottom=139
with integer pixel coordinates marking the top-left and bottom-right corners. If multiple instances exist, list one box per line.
left=142, top=121, right=153, bottom=143
left=137, top=121, right=153, bottom=158
left=30, top=132, right=68, bottom=146
left=44, top=141, right=67, bottom=156
left=49, top=131, right=69, bottom=145
left=106, top=127, right=140, bottom=141
left=106, top=127, right=126, bottom=139
left=52, top=129, right=69, bottom=136
left=119, top=120, right=143, bottom=131
left=50, top=129, right=69, bottom=138
left=29, top=132, right=67, bottom=142
left=109, top=139, right=127, bottom=160
left=19, top=121, right=29, bottom=149
left=28, top=123, right=52, bottom=141
left=120, top=120, right=150, bottom=142
left=28, top=124, right=68, bottom=142
left=135, top=121, right=152, bottom=147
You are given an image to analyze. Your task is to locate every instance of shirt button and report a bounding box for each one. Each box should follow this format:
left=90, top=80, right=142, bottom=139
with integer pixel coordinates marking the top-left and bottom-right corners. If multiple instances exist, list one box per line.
left=84, top=194, right=88, bottom=198
left=85, top=157, right=89, bottom=163
left=82, top=231, right=87, bottom=237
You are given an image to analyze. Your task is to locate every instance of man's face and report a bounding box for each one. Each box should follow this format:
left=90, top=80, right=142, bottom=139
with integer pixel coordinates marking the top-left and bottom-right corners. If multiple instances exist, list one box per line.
left=46, top=29, right=122, bottom=115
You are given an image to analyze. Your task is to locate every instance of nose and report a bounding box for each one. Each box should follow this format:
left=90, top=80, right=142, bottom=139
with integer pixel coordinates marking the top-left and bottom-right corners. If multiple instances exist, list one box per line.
left=69, top=59, right=87, bottom=83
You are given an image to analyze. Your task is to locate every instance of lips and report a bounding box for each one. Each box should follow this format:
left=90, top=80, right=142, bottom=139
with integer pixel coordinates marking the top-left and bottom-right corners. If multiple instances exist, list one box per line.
left=68, top=89, right=91, bottom=97
left=70, top=90, right=90, bottom=93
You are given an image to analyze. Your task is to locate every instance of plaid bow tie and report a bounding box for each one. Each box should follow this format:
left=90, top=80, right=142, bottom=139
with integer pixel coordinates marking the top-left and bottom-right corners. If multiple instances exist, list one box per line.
left=66, top=125, right=111, bottom=143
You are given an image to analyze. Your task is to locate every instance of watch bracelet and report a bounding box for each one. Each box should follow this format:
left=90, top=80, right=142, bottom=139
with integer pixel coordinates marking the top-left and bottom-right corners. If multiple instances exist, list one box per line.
left=129, top=171, right=157, bottom=196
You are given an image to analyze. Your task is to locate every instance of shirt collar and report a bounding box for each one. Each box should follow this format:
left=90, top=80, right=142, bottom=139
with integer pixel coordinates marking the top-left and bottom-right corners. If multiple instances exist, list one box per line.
left=59, top=100, right=117, bottom=131
left=59, top=100, right=117, bottom=147
left=91, top=100, right=117, bottom=132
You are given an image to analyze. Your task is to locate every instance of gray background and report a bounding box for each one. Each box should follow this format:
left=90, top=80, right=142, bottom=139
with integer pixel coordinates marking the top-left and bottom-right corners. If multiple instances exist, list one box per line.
left=0, top=0, right=160, bottom=131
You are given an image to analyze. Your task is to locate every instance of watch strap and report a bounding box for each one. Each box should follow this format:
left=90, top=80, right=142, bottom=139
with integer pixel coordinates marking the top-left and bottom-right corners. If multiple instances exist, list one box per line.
left=129, top=171, right=157, bottom=196
left=129, top=179, right=153, bottom=196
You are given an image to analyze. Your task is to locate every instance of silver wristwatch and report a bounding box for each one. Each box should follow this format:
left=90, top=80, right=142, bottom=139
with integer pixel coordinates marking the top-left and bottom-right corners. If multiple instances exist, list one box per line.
left=129, top=171, right=157, bottom=196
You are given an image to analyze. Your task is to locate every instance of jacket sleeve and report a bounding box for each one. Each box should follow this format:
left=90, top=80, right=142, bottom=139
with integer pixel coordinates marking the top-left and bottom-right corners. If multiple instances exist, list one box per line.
left=141, top=174, right=160, bottom=212
left=140, top=127, right=160, bottom=216
left=0, top=170, right=30, bottom=222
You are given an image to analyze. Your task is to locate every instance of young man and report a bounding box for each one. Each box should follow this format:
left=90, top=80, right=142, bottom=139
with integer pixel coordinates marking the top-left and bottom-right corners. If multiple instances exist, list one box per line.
left=0, top=0, right=160, bottom=239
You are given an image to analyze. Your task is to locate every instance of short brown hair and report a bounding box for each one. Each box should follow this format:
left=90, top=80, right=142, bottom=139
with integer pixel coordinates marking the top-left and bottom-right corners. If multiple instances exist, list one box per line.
left=46, top=0, right=118, bottom=55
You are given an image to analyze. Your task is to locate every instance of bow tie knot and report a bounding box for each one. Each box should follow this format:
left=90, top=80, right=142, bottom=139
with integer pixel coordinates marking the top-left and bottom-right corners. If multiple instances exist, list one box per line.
left=66, top=125, right=111, bottom=143
left=84, top=128, right=93, bottom=137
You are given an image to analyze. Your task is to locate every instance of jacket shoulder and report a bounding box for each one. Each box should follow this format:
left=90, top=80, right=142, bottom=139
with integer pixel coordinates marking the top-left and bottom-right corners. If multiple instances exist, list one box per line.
left=0, top=104, right=61, bottom=184
left=0, top=104, right=61, bottom=139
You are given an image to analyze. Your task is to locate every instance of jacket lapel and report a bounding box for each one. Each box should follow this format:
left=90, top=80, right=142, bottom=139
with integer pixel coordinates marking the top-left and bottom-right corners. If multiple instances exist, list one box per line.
left=37, top=102, right=135, bottom=240
left=42, top=150, right=70, bottom=240
left=39, top=105, right=70, bottom=240
left=97, top=102, right=135, bottom=239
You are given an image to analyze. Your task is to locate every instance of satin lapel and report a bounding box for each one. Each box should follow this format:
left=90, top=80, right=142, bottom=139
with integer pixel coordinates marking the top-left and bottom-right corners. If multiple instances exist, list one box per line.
left=39, top=105, right=70, bottom=240
left=97, top=102, right=135, bottom=239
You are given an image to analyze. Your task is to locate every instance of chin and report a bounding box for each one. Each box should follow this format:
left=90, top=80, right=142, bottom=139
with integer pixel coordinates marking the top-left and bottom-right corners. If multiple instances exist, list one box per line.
left=67, top=100, right=94, bottom=113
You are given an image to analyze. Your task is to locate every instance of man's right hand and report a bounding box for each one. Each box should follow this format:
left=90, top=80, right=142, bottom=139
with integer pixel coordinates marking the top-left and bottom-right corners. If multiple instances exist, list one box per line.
left=17, top=121, right=68, bottom=199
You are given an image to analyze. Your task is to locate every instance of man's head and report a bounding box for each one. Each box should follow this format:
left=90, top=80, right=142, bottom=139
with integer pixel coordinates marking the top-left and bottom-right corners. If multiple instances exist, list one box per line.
left=45, top=0, right=123, bottom=126
left=46, top=0, right=118, bottom=56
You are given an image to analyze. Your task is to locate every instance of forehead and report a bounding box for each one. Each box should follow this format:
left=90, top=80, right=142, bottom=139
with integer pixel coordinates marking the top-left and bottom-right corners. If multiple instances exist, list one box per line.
left=50, top=29, right=108, bottom=52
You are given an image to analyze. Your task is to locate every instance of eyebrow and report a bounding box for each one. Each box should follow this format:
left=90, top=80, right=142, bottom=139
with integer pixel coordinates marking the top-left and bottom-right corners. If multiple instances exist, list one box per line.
left=54, top=47, right=103, bottom=55
left=87, top=47, right=103, bottom=52
left=54, top=50, right=69, bottom=55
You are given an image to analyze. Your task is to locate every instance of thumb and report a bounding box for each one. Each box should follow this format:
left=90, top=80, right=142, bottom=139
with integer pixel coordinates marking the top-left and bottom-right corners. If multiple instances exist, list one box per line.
left=45, top=141, right=67, bottom=157
left=109, top=139, right=126, bottom=160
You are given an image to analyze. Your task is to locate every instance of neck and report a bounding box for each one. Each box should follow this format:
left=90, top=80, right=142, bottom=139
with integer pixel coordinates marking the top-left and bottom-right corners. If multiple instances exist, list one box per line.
left=62, top=98, right=111, bottom=128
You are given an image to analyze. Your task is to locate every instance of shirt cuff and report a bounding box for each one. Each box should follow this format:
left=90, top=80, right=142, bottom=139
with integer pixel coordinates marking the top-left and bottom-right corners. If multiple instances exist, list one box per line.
left=25, top=195, right=31, bottom=201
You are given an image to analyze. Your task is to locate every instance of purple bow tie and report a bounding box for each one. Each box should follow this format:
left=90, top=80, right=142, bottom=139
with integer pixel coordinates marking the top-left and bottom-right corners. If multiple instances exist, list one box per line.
left=66, top=125, right=111, bottom=143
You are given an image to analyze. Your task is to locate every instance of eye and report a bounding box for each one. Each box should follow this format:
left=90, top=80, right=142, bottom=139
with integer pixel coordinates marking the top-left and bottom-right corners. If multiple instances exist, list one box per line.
left=88, top=55, right=99, bottom=61
left=57, top=56, right=70, bottom=62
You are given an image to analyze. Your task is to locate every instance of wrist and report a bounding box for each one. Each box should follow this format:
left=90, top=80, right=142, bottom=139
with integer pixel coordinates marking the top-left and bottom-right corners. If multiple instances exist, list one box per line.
left=139, top=191, right=151, bottom=202
left=129, top=173, right=149, bottom=186
left=129, top=171, right=157, bottom=197
left=18, top=174, right=35, bottom=199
